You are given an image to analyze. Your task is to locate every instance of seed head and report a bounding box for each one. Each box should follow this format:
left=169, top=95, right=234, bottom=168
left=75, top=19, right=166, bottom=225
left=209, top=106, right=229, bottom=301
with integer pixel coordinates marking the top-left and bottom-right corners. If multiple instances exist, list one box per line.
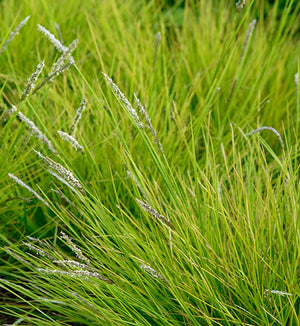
left=8, top=173, right=50, bottom=207
left=0, top=16, right=31, bottom=55
left=21, top=60, right=45, bottom=101
left=57, top=130, right=84, bottom=155
left=10, top=106, right=57, bottom=154
left=102, top=73, right=143, bottom=128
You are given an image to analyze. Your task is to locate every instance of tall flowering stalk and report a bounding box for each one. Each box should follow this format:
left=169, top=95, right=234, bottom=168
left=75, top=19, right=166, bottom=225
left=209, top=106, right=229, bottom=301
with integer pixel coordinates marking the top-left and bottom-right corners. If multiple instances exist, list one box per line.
left=50, top=39, right=79, bottom=75
left=140, top=263, right=164, bottom=280
left=236, top=0, right=246, bottom=11
left=31, top=38, right=78, bottom=96
left=59, top=231, right=90, bottom=265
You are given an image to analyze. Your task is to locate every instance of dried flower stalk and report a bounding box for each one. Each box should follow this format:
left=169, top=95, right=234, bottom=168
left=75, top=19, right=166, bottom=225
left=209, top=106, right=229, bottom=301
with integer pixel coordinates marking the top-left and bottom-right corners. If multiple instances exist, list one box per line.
left=55, top=22, right=64, bottom=45
left=127, top=170, right=148, bottom=200
left=37, top=24, right=75, bottom=64
left=295, top=72, right=299, bottom=108
left=50, top=39, right=79, bottom=74
left=69, top=291, right=99, bottom=311
left=239, top=19, right=257, bottom=63
left=53, top=260, right=92, bottom=270
left=22, top=242, right=55, bottom=260
left=31, top=61, right=72, bottom=95
left=264, top=289, right=292, bottom=298
left=5, top=248, right=34, bottom=267
left=51, top=188, right=83, bottom=214
left=236, top=0, right=246, bottom=11
left=153, top=32, right=161, bottom=70
left=36, top=268, right=113, bottom=284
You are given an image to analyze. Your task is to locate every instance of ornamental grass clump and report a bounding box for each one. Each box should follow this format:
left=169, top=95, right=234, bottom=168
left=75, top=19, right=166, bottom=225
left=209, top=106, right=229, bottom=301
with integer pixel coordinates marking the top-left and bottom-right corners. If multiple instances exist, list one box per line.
left=1, top=1, right=299, bottom=325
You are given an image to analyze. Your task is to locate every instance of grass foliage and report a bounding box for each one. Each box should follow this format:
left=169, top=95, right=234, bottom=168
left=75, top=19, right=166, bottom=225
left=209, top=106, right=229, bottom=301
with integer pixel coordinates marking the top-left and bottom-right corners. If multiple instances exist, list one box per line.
left=0, top=0, right=299, bottom=325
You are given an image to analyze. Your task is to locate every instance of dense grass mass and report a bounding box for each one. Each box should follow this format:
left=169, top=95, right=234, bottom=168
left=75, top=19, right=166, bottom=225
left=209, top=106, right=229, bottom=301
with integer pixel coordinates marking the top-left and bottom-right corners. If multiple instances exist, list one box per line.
left=0, top=0, right=299, bottom=325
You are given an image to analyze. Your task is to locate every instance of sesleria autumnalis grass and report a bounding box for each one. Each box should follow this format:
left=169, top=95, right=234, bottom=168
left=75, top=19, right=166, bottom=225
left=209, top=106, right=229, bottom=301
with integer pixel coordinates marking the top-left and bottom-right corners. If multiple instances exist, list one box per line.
left=0, top=0, right=299, bottom=325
